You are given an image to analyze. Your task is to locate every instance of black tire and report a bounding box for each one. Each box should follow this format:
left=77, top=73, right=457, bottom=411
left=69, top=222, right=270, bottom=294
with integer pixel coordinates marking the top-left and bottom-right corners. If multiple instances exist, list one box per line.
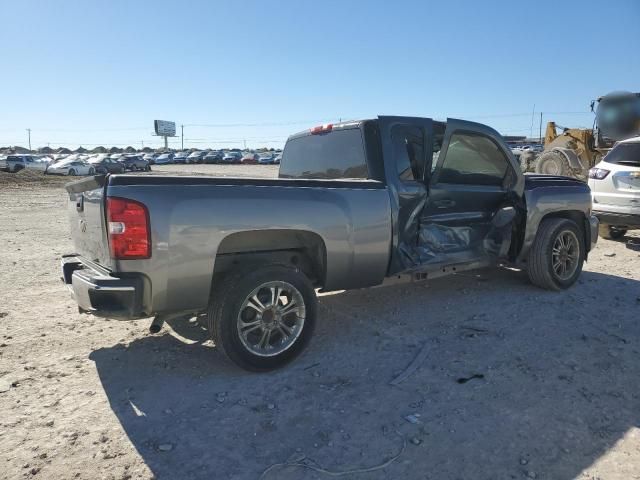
left=68, top=169, right=76, bottom=176
left=88, top=167, right=95, bottom=175
left=206, top=265, right=317, bottom=371
left=527, top=218, right=585, bottom=290
left=519, top=151, right=537, bottom=173
left=534, top=150, right=572, bottom=176
left=145, top=165, right=151, bottom=171
left=599, top=224, right=627, bottom=240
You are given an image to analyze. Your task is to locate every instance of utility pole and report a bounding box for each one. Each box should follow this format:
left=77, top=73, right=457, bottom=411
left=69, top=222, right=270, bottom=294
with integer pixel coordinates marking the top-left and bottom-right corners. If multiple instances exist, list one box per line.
left=181, top=124, right=184, bottom=150
left=26, top=128, right=31, bottom=151
left=539, top=112, right=543, bottom=144
left=141, top=140, right=144, bottom=150
left=243, top=139, right=247, bottom=150
left=529, top=104, right=535, bottom=139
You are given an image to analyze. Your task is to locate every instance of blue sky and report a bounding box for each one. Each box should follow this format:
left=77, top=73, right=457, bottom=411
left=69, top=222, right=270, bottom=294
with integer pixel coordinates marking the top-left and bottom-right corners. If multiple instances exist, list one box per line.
left=1, top=0, right=638, bottom=149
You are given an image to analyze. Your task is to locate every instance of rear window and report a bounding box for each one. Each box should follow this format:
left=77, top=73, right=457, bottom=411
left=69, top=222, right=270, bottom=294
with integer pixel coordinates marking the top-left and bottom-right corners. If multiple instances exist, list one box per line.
left=279, top=128, right=368, bottom=179
left=604, top=142, right=640, bottom=166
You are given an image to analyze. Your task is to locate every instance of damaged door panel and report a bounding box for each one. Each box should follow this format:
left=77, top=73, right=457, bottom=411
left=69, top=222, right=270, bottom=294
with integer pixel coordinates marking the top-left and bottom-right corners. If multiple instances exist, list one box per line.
left=377, top=116, right=432, bottom=273
left=418, top=119, right=522, bottom=268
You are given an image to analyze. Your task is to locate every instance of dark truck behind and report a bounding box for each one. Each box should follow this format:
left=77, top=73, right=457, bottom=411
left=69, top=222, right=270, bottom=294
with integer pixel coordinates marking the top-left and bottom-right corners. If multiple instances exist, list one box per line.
left=62, top=116, right=598, bottom=371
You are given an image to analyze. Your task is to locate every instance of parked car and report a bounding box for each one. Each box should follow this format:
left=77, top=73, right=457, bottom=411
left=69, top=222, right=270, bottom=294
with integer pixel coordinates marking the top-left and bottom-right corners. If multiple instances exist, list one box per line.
left=241, top=153, right=259, bottom=164
left=87, top=154, right=126, bottom=174
left=221, top=152, right=241, bottom=164
left=109, top=153, right=124, bottom=162
left=143, top=153, right=158, bottom=165
left=273, top=153, right=282, bottom=164
left=0, top=155, right=48, bottom=173
left=258, top=153, right=274, bottom=164
left=589, top=136, right=640, bottom=239
left=46, top=158, right=95, bottom=176
left=120, top=155, right=150, bottom=171
left=187, top=151, right=206, bottom=163
left=173, top=151, right=189, bottom=164
left=154, top=153, right=174, bottom=165
left=203, top=151, right=223, bottom=164
left=62, top=116, right=598, bottom=372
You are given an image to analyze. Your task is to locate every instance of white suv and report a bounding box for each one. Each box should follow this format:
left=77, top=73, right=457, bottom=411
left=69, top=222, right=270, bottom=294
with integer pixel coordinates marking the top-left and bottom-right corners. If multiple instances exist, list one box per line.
left=588, top=136, right=640, bottom=239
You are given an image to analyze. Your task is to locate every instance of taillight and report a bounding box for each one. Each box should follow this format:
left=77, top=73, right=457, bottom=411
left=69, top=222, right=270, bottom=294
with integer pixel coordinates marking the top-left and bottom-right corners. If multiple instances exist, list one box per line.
left=310, top=124, right=333, bottom=134
left=588, top=167, right=610, bottom=180
left=106, top=197, right=151, bottom=259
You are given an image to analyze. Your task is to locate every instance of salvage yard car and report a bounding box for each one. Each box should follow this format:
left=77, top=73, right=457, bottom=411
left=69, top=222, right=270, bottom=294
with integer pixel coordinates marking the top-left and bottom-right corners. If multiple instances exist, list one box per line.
left=61, top=116, right=598, bottom=371
left=0, top=154, right=48, bottom=173
left=87, top=155, right=126, bottom=174
left=46, top=158, right=95, bottom=176
left=589, top=136, right=640, bottom=239
left=119, top=154, right=150, bottom=172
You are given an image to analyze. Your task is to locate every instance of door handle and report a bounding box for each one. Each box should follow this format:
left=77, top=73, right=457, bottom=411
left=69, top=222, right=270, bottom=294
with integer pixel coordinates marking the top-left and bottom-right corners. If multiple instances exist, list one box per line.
left=434, top=199, right=456, bottom=208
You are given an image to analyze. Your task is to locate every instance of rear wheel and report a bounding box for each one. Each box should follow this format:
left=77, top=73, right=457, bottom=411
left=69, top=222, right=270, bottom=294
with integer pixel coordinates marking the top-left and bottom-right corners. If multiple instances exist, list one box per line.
left=88, top=167, right=95, bottom=175
left=599, top=224, right=627, bottom=240
left=206, top=265, right=317, bottom=371
left=527, top=218, right=585, bottom=290
left=68, top=169, right=76, bottom=176
left=534, top=150, right=572, bottom=176
left=145, top=165, right=151, bottom=171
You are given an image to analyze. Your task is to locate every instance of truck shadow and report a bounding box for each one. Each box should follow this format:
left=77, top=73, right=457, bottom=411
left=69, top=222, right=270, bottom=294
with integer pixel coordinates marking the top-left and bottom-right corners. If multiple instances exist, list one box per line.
left=90, top=267, right=640, bottom=479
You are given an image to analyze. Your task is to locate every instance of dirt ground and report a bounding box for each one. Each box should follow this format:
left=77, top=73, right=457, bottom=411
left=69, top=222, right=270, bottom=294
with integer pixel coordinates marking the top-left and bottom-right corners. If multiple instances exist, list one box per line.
left=1, top=165, right=639, bottom=480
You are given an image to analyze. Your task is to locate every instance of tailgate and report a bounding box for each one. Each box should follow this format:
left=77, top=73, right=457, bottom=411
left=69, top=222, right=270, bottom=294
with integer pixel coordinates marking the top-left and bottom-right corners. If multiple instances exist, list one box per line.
left=65, top=176, right=113, bottom=267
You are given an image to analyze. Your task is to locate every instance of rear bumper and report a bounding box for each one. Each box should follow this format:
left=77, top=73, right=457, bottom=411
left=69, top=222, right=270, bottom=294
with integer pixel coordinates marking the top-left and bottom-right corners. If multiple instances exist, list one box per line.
left=61, top=255, right=147, bottom=320
left=593, top=210, right=640, bottom=228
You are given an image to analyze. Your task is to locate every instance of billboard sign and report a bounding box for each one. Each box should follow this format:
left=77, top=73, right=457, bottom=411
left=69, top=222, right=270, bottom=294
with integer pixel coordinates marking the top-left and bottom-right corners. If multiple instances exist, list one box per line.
left=154, top=120, right=176, bottom=137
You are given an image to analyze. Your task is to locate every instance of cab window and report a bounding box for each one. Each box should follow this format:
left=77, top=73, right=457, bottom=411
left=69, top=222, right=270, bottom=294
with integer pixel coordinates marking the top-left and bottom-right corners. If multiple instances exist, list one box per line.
left=437, top=132, right=512, bottom=187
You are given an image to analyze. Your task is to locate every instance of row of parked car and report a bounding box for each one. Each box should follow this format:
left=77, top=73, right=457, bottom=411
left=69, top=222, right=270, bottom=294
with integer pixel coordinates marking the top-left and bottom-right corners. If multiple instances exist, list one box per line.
left=0, top=153, right=151, bottom=176
left=150, top=150, right=282, bottom=165
left=0, top=149, right=284, bottom=176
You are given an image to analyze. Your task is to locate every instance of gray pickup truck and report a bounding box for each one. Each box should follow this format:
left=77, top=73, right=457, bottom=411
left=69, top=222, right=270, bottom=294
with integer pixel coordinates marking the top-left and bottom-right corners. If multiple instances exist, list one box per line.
left=62, top=116, right=598, bottom=371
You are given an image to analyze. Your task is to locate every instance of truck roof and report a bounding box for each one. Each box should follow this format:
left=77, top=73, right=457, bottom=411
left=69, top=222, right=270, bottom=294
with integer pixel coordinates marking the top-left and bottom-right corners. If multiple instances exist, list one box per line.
left=287, top=120, right=371, bottom=141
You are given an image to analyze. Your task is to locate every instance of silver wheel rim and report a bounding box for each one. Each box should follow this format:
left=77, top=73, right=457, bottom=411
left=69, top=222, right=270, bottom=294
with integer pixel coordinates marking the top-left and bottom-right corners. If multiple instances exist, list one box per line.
left=237, top=281, right=305, bottom=357
left=552, top=230, right=580, bottom=280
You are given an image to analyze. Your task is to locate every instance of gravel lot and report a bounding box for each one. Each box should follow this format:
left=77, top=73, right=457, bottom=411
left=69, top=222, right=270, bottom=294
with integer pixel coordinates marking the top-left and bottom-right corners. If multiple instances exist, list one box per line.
left=1, top=165, right=639, bottom=480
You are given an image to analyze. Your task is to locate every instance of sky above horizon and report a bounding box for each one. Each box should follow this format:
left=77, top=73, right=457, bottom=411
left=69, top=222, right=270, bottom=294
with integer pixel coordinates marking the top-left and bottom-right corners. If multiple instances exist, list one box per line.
left=1, top=0, right=638, bottom=150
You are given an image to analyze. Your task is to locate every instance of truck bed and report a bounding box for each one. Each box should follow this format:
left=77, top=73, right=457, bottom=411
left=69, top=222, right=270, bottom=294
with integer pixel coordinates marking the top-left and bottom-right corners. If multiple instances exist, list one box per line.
left=65, top=174, right=392, bottom=315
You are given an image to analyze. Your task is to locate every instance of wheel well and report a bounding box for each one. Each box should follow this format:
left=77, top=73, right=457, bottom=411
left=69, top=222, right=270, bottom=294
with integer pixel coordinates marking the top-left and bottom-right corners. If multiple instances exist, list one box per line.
left=214, top=230, right=327, bottom=287
left=540, top=210, right=590, bottom=255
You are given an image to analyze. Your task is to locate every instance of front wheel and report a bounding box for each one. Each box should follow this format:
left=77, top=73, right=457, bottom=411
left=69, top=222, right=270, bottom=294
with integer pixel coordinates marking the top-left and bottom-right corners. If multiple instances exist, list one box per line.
left=68, top=169, right=76, bottom=176
left=527, top=218, right=585, bottom=290
left=88, top=167, right=95, bottom=175
left=206, top=265, right=317, bottom=371
left=534, top=150, right=572, bottom=176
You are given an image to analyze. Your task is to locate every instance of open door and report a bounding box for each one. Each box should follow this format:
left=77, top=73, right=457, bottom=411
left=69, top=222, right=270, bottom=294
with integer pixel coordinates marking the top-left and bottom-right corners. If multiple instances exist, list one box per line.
left=417, top=118, right=522, bottom=267
left=377, top=116, right=433, bottom=274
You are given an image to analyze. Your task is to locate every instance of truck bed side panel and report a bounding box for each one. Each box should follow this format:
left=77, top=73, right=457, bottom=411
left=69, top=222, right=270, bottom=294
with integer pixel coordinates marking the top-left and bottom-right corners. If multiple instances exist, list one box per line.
left=519, top=175, right=593, bottom=261
left=106, top=182, right=392, bottom=314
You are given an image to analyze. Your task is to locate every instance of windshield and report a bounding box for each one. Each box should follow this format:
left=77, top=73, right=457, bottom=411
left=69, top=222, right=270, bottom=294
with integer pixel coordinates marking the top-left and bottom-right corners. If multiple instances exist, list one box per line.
left=597, top=96, right=640, bottom=141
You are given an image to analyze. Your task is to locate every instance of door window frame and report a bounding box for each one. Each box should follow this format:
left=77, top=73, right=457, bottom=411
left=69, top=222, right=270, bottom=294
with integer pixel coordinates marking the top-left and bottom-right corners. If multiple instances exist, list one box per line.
left=430, top=128, right=516, bottom=191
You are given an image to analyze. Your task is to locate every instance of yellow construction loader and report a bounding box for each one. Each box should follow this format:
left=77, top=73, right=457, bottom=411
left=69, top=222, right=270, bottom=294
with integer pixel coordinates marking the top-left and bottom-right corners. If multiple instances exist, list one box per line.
left=527, top=91, right=640, bottom=180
